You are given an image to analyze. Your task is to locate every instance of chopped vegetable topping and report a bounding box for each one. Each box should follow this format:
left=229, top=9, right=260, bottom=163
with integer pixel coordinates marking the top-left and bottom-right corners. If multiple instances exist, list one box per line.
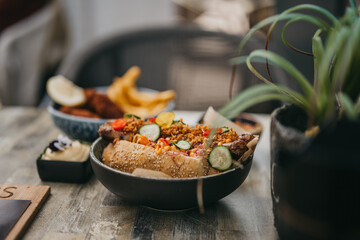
left=139, top=124, right=161, bottom=141
left=124, top=114, right=141, bottom=119
left=203, top=129, right=210, bottom=137
left=217, top=126, right=229, bottom=134
left=155, top=138, right=171, bottom=154
left=174, top=139, right=191, bottom=150
left=155, top=112, right=175, bottom=128
left=173, top=120, right=185, bottom=125
left=208, top=145, right=232, bottom=171
left=148, top=117, right=156, bottom=122
left=138, top=135, right=150, bottom=145
left=112, top=119, right=127, bottom=130
left=158, top=138, right=170, bottom=146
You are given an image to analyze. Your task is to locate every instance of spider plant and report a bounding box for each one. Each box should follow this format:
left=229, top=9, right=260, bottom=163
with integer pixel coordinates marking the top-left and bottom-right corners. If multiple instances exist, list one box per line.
left=219, top=0, right=360, bottom=131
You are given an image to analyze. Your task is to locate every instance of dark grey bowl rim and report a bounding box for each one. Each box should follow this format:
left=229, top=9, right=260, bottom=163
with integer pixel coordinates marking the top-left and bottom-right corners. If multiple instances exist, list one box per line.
left=90, top=137, right=252, bottom=182
left=47, top=86, right=176, bottom=123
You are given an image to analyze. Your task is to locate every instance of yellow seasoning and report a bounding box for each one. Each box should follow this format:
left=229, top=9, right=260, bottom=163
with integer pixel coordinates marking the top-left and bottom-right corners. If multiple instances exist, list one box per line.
left=155, top=112, right=175, bottom=128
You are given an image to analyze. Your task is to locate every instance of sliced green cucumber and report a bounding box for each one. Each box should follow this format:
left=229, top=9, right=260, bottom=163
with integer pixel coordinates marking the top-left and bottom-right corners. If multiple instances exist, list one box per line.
left=124, top=114, right=141, bottom=119
left=174, top=139, right=191, bottom=150
left=219, top=126, right=229, bottom=134
left=138, top=124, right=161, bottom=141
left=208, top=145, right=232, bottom=171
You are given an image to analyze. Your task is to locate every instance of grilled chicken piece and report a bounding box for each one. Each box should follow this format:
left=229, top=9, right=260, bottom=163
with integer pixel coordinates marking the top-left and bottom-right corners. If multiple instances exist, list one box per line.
left=98, top=122, right=131, bottom=141
left=222, top=134, right=255, bottom=160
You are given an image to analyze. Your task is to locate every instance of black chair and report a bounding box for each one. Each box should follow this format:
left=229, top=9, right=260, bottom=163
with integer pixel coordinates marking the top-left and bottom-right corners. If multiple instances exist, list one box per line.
left=57, top=26, right=279, bottom=112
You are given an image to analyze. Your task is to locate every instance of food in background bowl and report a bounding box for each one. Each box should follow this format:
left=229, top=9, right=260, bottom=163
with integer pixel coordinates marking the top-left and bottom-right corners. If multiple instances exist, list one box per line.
left=98, top=112, right=258, bottom=179
left=46, top=66, right=176, bottom=119
left=59, top=88, right=124, bottom=119
left=47, top=75, right=124, bottom=119
left=46, top=75, right=86, bottom=107
left=46, top=66, right=176, bottom=141
left=106, top=66, right=176, bottom=117
left=47, top=87, right=175, bottom=142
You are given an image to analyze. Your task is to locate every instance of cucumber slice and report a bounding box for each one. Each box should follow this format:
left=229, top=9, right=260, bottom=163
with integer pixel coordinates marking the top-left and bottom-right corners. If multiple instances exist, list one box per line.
left=219, top=126, right=229, bottom=134
left=208, top=145, right=232, bottom=171
left=124, top=114, right=141, bottom=119
left=138, top=124, right=161, bottom=141
left=174, top=140, right=191, bottom=150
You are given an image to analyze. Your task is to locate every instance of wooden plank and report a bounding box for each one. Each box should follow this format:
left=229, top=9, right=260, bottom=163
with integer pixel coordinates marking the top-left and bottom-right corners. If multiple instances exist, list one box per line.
left=0, top=185, right=50, bottom=240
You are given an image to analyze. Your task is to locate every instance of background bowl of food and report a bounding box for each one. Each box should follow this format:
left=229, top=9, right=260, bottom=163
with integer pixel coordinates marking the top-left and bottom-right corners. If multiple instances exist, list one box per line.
left=47, top=66, right=176, bottom=142
left=89, top=110, right=259, bottom=210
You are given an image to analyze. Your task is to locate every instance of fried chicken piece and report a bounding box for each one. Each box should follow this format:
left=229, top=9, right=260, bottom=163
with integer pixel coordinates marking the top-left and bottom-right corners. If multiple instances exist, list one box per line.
left=98, top=122, right=132, bottom=141
left=222, top=134, right=255, bottom=160
left=59, top=106, right=100, bottom=118
left=84, top=89, right=124, bottom=119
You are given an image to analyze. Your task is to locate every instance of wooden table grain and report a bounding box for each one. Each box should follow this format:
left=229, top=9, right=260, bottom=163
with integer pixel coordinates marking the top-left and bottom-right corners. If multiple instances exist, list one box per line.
left=0, top=107, right=278, bottom=240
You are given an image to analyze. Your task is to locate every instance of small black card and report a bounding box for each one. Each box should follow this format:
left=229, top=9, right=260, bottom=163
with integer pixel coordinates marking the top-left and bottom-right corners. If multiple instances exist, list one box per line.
left=0, top=199, right=31, bottom=240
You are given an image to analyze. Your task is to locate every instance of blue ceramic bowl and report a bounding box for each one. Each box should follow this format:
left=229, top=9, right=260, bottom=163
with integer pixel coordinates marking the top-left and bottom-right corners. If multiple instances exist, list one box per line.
left=48, top=87, right=175, bottom=142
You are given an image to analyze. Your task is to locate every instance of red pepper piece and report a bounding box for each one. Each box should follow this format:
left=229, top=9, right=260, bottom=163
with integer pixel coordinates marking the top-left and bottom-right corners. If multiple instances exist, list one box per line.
left=148, top=117, right=156, bottom=122
left=112, top=119, right=127, bottom=131
left=203, top=129, right=210, bottom=137
left=216, top=128, right=222, bottom=134
left=158, top=138, right=170, bottom=146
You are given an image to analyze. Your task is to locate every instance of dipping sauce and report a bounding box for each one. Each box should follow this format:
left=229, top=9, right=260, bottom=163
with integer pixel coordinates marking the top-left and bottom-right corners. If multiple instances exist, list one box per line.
left=41, top=135, right=90, bottom=162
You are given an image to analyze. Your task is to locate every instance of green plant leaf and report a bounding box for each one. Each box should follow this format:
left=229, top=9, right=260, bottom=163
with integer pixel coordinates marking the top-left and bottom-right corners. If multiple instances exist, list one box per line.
left=226, top=1, right=360, bottom=127
left=354, top=95, right=360, bottom=114
left=265, top=4, right=339, bottom=56
left=218, top=84, right=307, bottom=119
left=312, top=29, right=324, bottom=90
left=236, top=13, right=324, bottom=55
left=338, top=93, right=358, bottom=120
left=316, top=27, right=347, bottom=117
left=268, top=4, right=339, bottom=36
left=350, top=0, right=358, bottom=15
left=331, top=23, right=359, bottom=92
left=281, top=16, right=329, bottom=56
left=245, top=50, right=314, bottom=98
left=339, top=15, right=360, bottom=101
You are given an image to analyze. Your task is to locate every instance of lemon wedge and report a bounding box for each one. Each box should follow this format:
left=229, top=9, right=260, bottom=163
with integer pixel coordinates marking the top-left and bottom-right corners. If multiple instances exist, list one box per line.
left=46, top=75, right=86, bottom=107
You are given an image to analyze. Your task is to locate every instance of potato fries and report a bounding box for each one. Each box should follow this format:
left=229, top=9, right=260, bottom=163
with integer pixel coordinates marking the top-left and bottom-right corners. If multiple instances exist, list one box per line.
left=107, top=66, right=176, bottom=117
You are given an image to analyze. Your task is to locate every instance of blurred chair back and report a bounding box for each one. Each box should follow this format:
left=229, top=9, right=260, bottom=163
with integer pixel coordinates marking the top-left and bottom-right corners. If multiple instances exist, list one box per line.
left=58, top=26, right=279, bottom=112
left=0, top=0, right=68, bottom=106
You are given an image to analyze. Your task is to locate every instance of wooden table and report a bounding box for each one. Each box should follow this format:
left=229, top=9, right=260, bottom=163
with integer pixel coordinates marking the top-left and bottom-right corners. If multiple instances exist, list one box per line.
left=0, top=107, right=278, bottom=240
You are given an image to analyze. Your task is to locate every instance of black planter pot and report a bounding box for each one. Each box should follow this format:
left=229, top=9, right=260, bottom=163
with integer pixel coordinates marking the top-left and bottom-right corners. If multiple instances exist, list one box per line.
left=270, top=105, right=360, bottom=240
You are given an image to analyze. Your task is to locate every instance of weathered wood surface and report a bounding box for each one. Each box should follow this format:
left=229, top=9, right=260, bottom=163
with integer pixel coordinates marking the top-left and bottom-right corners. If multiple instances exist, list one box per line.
left=0, top=184, right=50, bottom=240
left=0, top=107, right=278, bottom=240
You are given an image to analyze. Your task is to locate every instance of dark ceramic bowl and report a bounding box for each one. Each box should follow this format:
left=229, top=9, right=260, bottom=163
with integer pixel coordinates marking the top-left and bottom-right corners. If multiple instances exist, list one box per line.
left=90, top=138, right=253, bottom=210
left=37, top=153, right=92, bottom=183
left=48, top=87, right=175, bottom=142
